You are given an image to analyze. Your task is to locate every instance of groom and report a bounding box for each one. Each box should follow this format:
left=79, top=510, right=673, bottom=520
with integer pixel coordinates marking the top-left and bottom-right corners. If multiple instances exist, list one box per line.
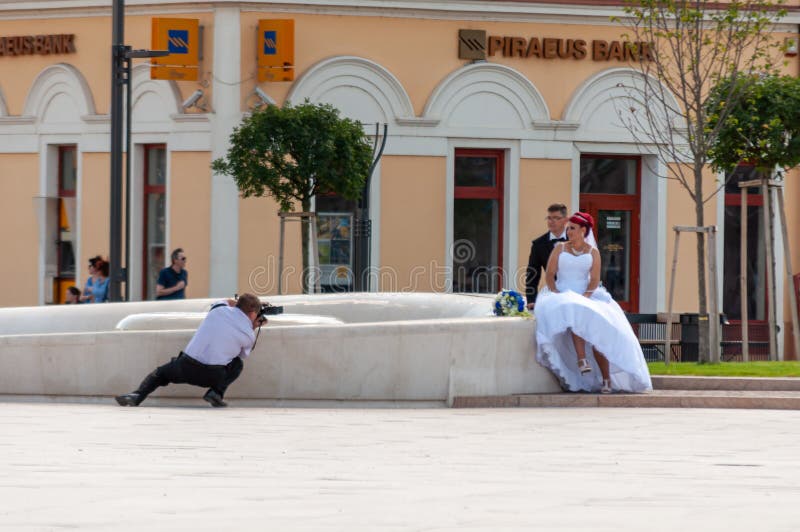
left=525, top=203, right=568, bottom=309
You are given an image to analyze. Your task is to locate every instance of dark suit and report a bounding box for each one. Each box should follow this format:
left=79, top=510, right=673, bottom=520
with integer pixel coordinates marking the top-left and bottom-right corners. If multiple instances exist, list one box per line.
left=526, top=232, right=565, bottom=305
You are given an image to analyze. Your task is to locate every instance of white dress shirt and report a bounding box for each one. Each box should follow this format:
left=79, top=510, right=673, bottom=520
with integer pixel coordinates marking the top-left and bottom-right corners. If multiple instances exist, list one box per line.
left=549, top=231, right=567, bottom=240
left=184, top=301, right=256, bottom=365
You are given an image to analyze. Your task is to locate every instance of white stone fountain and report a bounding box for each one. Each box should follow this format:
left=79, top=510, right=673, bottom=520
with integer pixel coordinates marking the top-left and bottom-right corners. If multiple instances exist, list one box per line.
left=0, top=293, right=560, bottom=405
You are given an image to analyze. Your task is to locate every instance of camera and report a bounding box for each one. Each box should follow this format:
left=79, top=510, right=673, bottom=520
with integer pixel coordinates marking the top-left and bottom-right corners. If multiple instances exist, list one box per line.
left=258, top=302, right=284, bottom=321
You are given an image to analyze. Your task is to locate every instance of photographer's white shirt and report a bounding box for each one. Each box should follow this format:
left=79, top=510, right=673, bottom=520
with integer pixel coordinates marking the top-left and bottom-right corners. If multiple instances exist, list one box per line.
left=184, top=301, right=256, bottom=366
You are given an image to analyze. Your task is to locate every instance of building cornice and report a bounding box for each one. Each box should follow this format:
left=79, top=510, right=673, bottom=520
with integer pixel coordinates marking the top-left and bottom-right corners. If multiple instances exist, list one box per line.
left=0, top=1, right=797, bottom=27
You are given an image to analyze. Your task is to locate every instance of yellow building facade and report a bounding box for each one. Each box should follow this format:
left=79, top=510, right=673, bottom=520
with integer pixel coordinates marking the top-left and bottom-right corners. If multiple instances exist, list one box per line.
left=0, top=0, right=799, bottom=354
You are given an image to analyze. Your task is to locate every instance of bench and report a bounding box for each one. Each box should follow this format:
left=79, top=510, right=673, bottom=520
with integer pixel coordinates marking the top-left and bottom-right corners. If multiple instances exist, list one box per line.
left=626, top=313, right=681, bottom=362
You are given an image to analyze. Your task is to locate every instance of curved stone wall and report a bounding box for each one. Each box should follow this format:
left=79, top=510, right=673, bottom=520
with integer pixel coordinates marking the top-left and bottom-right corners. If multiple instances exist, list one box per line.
left=0, top=293, right=561, bottom=404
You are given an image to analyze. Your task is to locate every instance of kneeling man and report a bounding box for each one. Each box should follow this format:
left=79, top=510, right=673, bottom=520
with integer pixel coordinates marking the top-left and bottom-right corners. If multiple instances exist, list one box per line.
left=115, top=293, right=265, bottom=408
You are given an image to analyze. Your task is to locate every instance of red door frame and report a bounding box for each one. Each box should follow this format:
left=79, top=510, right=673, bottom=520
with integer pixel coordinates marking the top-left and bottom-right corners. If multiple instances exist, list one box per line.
left=454, top=149, right=504, bottom=290
left=142, top=144, right=166, bottom=299
left=579, top=154, right=641, bottom=312
left=55, top=146, right=77, bottom=303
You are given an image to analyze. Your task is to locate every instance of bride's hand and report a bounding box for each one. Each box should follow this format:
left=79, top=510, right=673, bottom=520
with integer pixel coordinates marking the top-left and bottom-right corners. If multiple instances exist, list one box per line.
left=583, top=291, right=593, bottom=298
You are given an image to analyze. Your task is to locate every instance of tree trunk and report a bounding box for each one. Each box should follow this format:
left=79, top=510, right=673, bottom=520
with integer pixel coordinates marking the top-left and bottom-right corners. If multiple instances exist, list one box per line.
left=694, top=165, right=710, bottom=363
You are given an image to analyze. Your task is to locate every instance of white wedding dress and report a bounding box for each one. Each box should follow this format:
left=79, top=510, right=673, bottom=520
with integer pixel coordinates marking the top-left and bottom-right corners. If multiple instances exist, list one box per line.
left=533, top=249, right=652, bottom=393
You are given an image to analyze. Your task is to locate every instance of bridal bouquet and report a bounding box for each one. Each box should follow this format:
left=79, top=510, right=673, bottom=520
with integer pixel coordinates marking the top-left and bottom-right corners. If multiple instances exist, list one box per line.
left=493, top=289, right=532, bottom=318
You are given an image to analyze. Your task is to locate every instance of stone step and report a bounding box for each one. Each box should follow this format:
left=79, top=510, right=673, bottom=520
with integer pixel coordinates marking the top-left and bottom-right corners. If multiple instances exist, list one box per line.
left=652, top=375, right=800, bottom=391
left=452, top=389, right=800, bottom=410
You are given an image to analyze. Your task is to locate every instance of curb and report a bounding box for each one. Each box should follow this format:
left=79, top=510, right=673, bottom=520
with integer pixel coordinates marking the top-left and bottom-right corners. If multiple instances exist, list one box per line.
left=452, top=389, right=800, bottom=410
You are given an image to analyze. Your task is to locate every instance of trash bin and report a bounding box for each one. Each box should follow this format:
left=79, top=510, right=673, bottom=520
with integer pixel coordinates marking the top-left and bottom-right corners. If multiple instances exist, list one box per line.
left=679, top=313, right=707, bottom=362
left=679, top=313, right=727, bottom=361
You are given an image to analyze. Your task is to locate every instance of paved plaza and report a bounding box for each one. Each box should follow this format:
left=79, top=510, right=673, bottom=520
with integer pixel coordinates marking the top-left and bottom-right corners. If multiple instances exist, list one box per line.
left=1, top=400, right=799, bottom=531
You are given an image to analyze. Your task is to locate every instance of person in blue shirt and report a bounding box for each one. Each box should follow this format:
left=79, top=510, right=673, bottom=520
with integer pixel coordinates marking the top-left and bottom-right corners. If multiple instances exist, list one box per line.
left=156, top=248, right=188, bottom=300
left=80, top=256, right=110, bottom=303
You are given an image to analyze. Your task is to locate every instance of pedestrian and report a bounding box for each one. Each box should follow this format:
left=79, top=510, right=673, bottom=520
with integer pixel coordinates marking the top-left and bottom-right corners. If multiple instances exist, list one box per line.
left=155, top=248, right=188, bottom=300
left=65, top=286, right=81, bottom=304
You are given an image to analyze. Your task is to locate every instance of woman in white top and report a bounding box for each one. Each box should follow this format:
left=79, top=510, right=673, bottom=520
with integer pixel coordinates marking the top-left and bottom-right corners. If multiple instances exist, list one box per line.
left=533, top=212, right=652, bottom=394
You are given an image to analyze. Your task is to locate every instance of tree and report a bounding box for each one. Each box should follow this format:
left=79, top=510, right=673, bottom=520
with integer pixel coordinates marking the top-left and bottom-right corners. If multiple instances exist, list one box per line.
left=211, top=102, right=373, bottom=293
left=614, top=0, right=786, bottom=362
left=706, top=73, right=800, bottom=358
left=707, top=74, right=800, bottom=174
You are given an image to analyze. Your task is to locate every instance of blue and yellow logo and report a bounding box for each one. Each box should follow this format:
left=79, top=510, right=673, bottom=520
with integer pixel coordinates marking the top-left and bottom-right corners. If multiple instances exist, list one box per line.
left=168, top=29, right=189, bottom=54
left=151, top=18, right=199, bottom=81
left=263, top=31, right=277, bottom=55
left=257, top=19, right=294, bottom=82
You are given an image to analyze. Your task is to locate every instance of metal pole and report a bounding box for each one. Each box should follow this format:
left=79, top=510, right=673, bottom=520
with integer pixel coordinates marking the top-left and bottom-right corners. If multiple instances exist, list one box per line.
left=740, top=184, right=749, bottom=362
left=777, top=187, right=800, bottom=362
left=278, top=213, right=285, bottom=295
left=309, top=215, right=321, bottom=293
left=707, top=229, right=720, bottom=364
left=762, top=177, right=778, bottom=360
left=353, top=123, right=387, bottom=292
left=664, top=229, right=681, bottom=365
left=108, top=0, right=125, bottom=302
left=123, top=46, right=132, bottom=301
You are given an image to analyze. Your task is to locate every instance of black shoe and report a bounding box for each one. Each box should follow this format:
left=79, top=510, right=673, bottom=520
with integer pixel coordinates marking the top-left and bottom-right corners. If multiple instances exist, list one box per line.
left=115, top=393, right=142, bottom=406
left=203, top=390, right=227, bottom=408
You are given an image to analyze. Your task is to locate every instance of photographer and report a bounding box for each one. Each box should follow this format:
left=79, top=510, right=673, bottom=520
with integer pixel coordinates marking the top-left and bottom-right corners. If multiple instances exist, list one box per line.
left=115, top=293, right=269, bottom=408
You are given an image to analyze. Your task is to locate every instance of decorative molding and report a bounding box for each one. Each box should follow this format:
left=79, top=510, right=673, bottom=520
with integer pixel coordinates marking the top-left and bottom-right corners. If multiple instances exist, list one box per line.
left=394, top=117, right=439, bottom=127
left=423, top=62, right=550, bottom=129
left=288, top=55, right=415, bottom=124
left=131, top=63, right=182, bottom=120
left=0, top=115, right=36, bottom=125
left=23, top=63, right=96, bottom=123
left=81, top=114, right=109, bottom=123
left=171, top=112, right=212, bottom=123
left=532, top=120, right=580, bottom=131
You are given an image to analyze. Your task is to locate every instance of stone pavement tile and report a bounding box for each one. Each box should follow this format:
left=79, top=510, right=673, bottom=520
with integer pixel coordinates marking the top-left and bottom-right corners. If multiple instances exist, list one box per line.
left=1, top=404, right=800, bottom=531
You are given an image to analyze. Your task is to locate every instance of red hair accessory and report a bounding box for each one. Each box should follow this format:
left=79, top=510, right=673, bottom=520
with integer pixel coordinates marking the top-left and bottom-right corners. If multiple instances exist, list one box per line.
left=569, top=212, right=594, bottom=236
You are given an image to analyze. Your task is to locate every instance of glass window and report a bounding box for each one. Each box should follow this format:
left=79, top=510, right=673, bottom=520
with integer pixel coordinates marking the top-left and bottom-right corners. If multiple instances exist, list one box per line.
left=57, top=146, right=77, bottom=280
left=723, top=205, right=766, bottom=321
left=453, top=150, right=504, bottom=294
left=580, top=158, right=636, bottom=194
left=59, top=148, right=77, bottom=193
left=453, top=198, right=500, bottom=293
left=147, top=148, right=167, bottom=186
left=455, top=156, right=497, bottom=187
left=596, top=210, right=631, bottom=301
left=724, top=165, right=760, bottom=194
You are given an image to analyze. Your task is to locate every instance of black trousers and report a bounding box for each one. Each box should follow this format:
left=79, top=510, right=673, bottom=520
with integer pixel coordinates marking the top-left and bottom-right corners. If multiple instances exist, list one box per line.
left=135, top=352, right=243, bottom=399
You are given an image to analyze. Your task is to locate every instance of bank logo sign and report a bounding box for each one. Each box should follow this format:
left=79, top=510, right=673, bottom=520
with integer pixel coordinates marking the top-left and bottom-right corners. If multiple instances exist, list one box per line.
left=151, top=18, right=199, bottom=81
left=263, top=30, right=277, bottom=55
left=458, top=28, right=654, bottom=63
left=167, top=30, right=189, bottom=54
left=257, top=19, right=294, bottom=82
left=458, top=29, right=486, bottom=60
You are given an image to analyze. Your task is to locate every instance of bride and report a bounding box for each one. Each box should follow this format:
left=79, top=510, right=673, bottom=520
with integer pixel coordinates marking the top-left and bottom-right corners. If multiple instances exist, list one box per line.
left=533, top=212, right=652, bottom=393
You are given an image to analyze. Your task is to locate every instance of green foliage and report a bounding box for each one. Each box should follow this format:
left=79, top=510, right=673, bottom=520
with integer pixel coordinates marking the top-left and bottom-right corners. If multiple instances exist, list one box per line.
left=707, top=74, right=800, bottom=173
left=648, top=361, right=800, bottom=377
left=211, top=102, right=373, bottom=212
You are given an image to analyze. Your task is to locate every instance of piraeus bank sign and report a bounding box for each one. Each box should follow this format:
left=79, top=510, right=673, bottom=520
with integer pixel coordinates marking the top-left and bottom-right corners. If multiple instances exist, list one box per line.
left=0, top=34, right=76, bottom=56
left=458, top=29, right=653, bottom=62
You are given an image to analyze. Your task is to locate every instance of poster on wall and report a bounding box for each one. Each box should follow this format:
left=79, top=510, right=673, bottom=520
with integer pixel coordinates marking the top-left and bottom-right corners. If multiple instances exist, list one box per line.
left=317, top=213, right=353, bottom=287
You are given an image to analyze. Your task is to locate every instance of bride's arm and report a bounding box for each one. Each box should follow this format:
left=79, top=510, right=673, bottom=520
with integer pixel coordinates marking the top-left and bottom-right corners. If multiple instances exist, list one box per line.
left=544, top=243, right=562, bottom=293
left=584, top=247, right=601, bottom=297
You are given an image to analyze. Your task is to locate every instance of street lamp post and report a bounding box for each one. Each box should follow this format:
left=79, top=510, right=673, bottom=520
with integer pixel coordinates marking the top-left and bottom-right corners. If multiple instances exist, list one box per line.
left=108, top=0, right=168, bottom=301
left=352, top=123, right=387, bottom=292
